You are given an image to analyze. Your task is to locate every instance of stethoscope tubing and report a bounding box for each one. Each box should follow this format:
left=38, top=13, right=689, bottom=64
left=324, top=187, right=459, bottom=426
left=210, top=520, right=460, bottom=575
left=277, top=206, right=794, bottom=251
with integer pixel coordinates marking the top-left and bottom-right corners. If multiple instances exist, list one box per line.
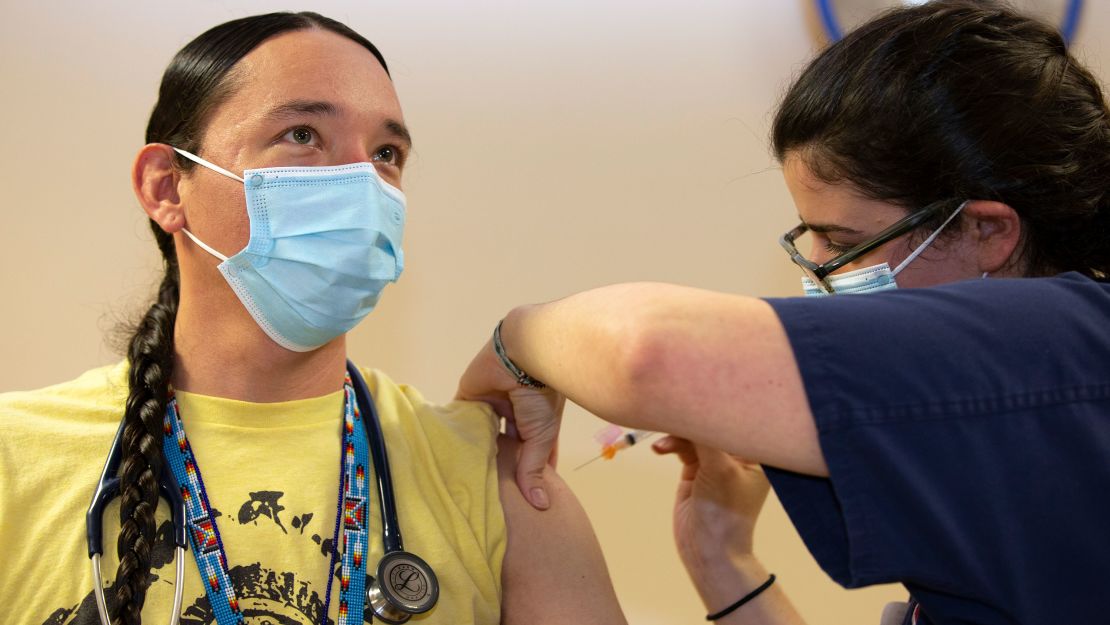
left=347, top=359, right=405, bottom=554
left=86, top=420, right=189, bottom=557
left=92, top=549, right=185, bottom=625
left=87, top=419, right=188, bottom=625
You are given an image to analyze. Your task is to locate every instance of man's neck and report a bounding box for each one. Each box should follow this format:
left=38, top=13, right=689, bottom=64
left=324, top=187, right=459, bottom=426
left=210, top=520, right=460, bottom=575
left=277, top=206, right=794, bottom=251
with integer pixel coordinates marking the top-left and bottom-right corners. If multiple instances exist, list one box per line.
left=171, top=290, right=349, bottom=403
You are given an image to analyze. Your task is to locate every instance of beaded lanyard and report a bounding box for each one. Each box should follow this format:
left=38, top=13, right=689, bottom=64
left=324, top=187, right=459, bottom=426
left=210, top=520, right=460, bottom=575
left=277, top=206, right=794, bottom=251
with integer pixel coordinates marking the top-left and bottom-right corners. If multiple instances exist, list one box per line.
left=161, top=373, right=371, bottom=625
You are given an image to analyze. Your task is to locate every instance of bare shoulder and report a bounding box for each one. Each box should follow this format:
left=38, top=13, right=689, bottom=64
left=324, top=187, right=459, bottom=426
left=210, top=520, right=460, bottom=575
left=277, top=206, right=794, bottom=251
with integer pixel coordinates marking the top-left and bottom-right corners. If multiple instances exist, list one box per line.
left=496, top=435, right=627, bottom=625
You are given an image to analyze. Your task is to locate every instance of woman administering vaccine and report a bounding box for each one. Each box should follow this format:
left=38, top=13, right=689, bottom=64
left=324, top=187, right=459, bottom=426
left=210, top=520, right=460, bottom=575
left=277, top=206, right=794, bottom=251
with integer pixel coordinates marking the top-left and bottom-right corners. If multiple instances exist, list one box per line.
left=0, top=12, right=624, bottom=625
left=462, top=2, right=1110, bottom=624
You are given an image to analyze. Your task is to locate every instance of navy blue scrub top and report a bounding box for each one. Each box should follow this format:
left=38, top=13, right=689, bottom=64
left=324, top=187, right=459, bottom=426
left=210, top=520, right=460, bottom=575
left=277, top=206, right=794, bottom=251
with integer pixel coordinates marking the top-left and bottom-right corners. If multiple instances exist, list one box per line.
left=763, top=273, right=1110, bottom=625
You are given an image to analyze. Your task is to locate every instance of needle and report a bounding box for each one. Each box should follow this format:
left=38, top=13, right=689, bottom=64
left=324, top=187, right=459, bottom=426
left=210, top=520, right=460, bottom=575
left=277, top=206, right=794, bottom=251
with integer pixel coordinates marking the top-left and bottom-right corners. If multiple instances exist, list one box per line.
left=574, top=454, right=606, bottom=471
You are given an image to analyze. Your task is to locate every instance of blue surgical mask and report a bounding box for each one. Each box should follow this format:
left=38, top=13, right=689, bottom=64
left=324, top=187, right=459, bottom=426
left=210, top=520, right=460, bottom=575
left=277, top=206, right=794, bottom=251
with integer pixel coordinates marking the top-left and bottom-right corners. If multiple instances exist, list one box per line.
left=802, top=201, right=965, bottom=296
left=173, top=148, right=405, bottom=351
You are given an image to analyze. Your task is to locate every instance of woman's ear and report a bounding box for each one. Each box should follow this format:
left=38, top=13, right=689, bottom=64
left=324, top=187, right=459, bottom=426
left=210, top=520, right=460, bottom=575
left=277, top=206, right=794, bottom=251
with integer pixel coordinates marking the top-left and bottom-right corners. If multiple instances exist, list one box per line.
left=962, top=200, right=1023, bottom=275
left=133, top=144, right=185, bottom=233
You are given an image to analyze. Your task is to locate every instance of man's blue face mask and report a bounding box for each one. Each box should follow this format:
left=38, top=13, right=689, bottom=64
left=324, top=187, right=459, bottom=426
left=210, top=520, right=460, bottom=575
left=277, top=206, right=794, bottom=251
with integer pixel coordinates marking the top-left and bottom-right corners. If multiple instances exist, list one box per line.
left=173, top=148, right=406, bottom=351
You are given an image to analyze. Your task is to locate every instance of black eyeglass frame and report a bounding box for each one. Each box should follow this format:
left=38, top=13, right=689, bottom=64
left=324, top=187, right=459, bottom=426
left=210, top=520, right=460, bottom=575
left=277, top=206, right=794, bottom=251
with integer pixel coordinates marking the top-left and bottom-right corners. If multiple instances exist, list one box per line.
left=778, top=199, right=957, bottom=294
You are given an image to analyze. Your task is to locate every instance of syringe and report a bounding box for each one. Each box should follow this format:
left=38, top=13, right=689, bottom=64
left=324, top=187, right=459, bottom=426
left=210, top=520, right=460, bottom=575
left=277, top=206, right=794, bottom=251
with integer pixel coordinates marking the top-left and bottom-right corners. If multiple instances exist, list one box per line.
left=574, top=426, right=659, bottom=470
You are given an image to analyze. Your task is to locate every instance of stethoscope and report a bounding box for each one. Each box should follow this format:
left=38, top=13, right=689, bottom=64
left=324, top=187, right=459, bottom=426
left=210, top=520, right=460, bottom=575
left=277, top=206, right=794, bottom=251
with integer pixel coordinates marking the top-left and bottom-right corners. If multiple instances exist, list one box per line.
left=86, top=361, right=439, bottom=625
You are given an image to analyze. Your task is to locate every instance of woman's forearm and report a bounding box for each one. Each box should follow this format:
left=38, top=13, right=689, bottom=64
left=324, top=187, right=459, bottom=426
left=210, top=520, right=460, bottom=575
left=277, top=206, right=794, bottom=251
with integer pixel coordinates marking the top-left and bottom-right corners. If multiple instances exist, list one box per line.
left=499, top=282, right=827, bottom=476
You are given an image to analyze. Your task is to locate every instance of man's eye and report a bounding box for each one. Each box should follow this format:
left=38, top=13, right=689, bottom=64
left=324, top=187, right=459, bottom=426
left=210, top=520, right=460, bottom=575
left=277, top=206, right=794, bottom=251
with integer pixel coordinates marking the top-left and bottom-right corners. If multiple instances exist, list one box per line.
left=372, top=145, right=399, bottom=165
left=284, top=126, right=316, bottom=145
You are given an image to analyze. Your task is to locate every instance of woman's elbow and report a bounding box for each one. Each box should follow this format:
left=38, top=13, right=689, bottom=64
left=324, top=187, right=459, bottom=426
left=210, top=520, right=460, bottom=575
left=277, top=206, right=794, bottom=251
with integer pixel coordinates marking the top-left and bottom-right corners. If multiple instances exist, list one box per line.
left=611, top=306, right=682, bottom=418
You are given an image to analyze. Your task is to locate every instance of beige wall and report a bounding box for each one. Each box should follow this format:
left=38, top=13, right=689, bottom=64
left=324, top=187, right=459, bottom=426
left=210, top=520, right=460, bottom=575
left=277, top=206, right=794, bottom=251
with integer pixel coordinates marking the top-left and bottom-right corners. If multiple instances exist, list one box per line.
left=3, top=2, right=1107, bottom=623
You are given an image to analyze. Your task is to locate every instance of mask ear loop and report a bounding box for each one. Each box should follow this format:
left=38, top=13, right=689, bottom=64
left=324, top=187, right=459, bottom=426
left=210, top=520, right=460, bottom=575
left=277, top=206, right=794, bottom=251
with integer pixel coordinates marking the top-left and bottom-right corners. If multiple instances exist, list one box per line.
left=891, top=200, right=969, bottom=277
left=170, top=147, right=242, bottom=263
left=172, top=147, right=244, bottom=183
left=180, top=229, right=229, bottom=263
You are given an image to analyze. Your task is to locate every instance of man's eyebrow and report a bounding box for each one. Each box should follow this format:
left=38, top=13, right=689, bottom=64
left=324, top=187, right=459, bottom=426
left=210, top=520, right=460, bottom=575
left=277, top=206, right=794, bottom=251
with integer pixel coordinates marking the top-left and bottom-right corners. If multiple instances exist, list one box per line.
left=261, top=100, right=412, bottom=147
left=384, top=119, right=413, bottom=148
left=262, top=99, right=340, bottom=121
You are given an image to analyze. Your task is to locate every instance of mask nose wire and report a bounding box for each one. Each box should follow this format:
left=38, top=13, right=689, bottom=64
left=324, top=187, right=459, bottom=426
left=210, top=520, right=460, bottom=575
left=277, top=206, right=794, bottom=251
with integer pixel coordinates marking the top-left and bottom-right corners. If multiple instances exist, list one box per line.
left=891, top=200, right=968, bottom=276
left=169, top=147, right=242, bottom=263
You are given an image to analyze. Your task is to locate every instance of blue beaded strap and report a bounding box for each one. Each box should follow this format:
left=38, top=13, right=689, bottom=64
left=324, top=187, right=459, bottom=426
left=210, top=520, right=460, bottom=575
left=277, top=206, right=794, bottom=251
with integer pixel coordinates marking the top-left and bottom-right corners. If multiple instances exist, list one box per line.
left=338, top=375, right=370, bottom=624
left=162, top=399, right=245, bottom=625
left=161, top=374, right=371, bottom=625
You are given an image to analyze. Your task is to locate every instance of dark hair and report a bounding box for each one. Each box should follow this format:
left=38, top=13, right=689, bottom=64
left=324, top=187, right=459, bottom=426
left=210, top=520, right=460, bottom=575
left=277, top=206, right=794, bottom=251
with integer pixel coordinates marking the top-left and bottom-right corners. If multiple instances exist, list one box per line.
left=114, top=13, right=387, bottom=624
left=772, top=0, right=1110, bottom=278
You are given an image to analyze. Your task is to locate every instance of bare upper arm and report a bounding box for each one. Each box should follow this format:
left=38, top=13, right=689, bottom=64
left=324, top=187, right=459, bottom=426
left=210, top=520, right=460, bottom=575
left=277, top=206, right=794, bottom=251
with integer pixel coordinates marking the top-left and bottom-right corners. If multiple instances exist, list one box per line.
left=623, top=289, right=826, bottom=475
left=512, top=283, right=826, bottom=476
left=497, top=435, right=627, bottom=625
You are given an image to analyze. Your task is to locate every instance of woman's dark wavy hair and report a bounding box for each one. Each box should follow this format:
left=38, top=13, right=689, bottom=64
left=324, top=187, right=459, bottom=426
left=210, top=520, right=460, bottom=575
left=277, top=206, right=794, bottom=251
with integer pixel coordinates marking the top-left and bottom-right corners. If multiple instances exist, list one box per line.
left=113, top=12, right=387, bottom=625
left=772, top=0, right=1110, bottom=278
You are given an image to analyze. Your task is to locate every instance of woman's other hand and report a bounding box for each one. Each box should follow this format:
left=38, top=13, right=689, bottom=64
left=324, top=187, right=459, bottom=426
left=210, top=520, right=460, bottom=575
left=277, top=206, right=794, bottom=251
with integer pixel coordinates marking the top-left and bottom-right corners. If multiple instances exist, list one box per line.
left=654, top=436, right=806, bottom=624
left=653, top=435, right=768, bottom=576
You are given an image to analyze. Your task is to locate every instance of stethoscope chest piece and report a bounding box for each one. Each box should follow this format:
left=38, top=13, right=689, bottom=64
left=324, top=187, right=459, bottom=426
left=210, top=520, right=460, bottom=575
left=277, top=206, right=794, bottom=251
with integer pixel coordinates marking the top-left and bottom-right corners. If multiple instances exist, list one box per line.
left=366, top=551, right=439, bottom=623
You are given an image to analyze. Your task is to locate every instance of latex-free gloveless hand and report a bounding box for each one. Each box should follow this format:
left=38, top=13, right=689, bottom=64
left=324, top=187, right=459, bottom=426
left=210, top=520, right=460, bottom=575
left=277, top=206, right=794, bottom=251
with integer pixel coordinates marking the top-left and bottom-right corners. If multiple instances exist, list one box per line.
left=456, top=337, right=564, bottom=510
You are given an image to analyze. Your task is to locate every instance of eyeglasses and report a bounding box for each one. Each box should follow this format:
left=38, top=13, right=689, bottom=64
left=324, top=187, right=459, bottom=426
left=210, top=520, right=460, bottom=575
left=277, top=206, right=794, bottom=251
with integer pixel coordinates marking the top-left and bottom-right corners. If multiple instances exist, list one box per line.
left=779, top=199, right=956, bottom=294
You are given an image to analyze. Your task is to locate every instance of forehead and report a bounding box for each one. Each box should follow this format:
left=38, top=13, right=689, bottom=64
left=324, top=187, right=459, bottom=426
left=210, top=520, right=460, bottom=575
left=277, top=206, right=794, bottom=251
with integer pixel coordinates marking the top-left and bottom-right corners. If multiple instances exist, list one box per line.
left=782, top=154, right=855, bottom=210
left=208, top=28, right=401, bottom=130
left=782, top=153, right=905, bottom=229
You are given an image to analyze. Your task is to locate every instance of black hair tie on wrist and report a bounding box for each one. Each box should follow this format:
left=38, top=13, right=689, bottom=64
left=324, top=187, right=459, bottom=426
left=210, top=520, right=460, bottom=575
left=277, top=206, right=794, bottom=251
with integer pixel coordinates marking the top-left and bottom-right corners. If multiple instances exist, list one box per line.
left=706, top=574, right=776, bottom=621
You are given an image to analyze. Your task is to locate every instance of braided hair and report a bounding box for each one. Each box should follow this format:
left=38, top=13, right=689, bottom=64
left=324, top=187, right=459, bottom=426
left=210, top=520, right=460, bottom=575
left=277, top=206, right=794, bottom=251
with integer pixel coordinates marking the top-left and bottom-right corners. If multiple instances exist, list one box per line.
left=113, top=13, right=388, bottom=623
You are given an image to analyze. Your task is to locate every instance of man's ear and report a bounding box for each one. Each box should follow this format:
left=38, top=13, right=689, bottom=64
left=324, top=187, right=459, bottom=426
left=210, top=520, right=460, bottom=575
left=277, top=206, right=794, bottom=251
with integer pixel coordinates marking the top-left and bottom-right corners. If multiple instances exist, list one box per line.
left=133, top=144, right=185, bottom=233
left=962, top=200, right=1023, bottom=275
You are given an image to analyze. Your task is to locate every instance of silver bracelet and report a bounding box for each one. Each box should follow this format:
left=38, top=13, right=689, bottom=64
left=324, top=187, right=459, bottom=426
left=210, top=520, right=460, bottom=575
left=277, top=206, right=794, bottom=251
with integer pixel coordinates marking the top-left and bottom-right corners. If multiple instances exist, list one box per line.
left=492, top=319, right=546, bottom=388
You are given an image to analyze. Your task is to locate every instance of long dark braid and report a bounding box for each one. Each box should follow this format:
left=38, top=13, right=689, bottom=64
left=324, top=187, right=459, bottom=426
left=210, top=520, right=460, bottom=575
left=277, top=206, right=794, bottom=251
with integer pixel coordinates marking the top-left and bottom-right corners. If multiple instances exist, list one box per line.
left=110, top=12, right=389, bottom=624
left=113, top=228, right=178, bottom=624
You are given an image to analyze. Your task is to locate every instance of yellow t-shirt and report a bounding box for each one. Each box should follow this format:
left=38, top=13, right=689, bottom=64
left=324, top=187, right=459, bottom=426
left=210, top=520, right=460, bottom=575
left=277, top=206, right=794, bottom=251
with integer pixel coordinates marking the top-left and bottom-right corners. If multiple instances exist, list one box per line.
left=0, top=361, right=505, bottom=625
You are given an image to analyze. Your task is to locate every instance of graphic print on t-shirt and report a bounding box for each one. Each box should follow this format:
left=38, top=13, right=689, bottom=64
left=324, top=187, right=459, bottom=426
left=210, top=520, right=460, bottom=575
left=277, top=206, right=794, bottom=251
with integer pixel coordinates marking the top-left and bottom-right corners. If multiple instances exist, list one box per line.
left=40, top=491, right=359, bottom=625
